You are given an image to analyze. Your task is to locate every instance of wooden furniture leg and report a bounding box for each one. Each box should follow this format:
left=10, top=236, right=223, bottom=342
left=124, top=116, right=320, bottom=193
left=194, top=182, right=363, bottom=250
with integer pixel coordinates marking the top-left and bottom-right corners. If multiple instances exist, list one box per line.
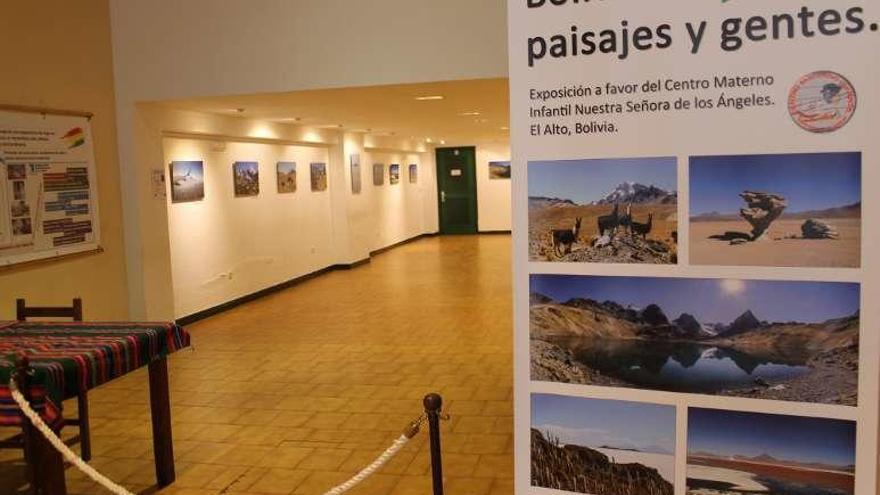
left=17, top=357, right=67, bottom=495
left=32, top=432, right=67, bottom=495
left=148, top=357, right=175, bottom=486
left=76, top=391, right=90, bottom=461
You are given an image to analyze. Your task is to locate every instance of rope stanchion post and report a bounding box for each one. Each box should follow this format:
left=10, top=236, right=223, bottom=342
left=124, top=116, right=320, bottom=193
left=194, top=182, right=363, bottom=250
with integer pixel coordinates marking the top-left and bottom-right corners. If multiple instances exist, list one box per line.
left=14, top=355, right=68, bottom=495
left=423, top=393, right=444, bottom=495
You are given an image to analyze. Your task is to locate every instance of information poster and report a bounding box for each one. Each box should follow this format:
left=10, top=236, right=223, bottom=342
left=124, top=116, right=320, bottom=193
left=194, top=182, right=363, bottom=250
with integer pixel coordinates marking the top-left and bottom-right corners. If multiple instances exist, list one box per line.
left=509, top=1, right=878, bottom=494
left=0, top=109, right=101, bottom=267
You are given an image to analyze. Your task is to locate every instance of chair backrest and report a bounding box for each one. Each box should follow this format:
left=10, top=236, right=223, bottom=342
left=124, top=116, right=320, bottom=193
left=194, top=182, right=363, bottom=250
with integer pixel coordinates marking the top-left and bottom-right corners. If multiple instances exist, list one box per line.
left=16, top=298, right=83, bottom=322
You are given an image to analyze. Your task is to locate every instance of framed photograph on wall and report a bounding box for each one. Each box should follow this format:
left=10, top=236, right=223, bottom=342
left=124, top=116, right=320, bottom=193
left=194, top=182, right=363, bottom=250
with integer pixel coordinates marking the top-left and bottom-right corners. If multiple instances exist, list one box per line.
left=409, top=164, right=418, bottom=184
left=310, top=162, right=327, bottom=191
left=350, top=154, right=361, bottom=194
left=233, top=161, right=259, bottom=197
left=373, top=163, right=384, bottom=186
left=276, top=161, right=296, bottom=193
left=169, top=160, right=205, bottom=203
left=489, top=160, right=511, bottom=180
left=389, top=164, right=400, bottom=185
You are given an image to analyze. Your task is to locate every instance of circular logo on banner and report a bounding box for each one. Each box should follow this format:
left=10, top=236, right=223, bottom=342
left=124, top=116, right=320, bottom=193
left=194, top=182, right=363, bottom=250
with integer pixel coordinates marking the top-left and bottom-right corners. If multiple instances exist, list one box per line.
left=788, top=71, right=857, bottom=133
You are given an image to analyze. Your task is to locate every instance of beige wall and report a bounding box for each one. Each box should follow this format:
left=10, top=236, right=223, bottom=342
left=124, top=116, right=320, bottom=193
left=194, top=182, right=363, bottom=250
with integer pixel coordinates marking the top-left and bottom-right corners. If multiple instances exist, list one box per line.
left=0, top=0, right=128, bottom=320
left=476, top=141, right=512, bottom=232
left=109, top=0, right=508, bottom=317
left=142, top=106, right=439, bottom=319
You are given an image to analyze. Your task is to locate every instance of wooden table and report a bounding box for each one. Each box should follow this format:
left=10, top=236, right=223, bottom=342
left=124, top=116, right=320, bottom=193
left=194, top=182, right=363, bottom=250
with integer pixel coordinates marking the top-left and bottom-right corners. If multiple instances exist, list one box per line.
left=0, top=321, right=191, bottom=494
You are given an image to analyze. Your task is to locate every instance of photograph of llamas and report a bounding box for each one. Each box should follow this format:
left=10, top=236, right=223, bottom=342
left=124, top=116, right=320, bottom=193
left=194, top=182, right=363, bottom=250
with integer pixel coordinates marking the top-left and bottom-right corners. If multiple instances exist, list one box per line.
left=276, top=161, right=296, bottom=193
left=233, top=161, right=260, bottom=196
left=530, top=275, right=860, bottom=405
left=690, top=152, right=861, bottom=268
left=529, top=157, right=678, bottom=263
left=169, top=160, right=204, bottom=203
left=687, top=408, right=855, bottom=495
left=532, top=393, right=675, bottom=495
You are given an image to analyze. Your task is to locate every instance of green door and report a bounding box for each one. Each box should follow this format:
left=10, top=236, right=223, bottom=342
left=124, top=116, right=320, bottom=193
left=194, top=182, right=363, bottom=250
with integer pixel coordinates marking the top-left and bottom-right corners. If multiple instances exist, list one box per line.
left=436, top=147, right=478, bottom=234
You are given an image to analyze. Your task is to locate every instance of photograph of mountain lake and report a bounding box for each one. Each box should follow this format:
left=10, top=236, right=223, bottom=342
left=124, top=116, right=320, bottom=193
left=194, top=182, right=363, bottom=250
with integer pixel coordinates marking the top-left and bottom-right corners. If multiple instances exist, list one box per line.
left=687, top=408, right=856, bottom=495
left=530, top=275, right=860, bottom=405
left=532, top=394, right=675, bottom=495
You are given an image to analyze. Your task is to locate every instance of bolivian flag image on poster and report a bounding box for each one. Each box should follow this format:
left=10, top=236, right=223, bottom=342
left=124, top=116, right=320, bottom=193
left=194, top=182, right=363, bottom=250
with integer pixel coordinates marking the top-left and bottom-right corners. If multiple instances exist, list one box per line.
left=0, top=109, right=101, bottom=266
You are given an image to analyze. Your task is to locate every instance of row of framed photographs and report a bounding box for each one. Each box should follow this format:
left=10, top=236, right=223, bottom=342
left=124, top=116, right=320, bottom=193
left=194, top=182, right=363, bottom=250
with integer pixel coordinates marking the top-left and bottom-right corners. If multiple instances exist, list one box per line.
left=169, top=158, right=421, bottom=203
left=528, top=151, right=861, bottom=269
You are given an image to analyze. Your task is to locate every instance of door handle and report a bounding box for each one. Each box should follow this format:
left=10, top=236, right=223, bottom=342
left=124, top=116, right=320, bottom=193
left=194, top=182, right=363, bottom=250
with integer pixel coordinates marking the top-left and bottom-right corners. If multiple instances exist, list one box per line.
left=441, top=190, right=446, bottom=203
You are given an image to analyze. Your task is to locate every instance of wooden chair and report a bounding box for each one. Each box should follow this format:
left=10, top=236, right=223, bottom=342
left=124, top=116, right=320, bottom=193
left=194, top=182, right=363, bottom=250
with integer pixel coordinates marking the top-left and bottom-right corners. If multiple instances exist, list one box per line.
left=13, top=298, right=92, bottom=461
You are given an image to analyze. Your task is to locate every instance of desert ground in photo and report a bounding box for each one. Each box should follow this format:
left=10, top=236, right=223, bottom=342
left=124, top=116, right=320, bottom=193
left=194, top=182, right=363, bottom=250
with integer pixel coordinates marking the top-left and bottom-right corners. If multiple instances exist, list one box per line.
left=691, top=217, right=860, bottom=268
left=529, top=202, right=677, bottom=264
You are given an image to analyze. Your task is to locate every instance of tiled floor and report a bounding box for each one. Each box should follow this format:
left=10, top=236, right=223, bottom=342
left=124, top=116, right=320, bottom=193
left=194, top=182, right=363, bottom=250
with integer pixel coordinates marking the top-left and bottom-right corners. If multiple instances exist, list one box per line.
left=0, top=235, right=514, bottom=495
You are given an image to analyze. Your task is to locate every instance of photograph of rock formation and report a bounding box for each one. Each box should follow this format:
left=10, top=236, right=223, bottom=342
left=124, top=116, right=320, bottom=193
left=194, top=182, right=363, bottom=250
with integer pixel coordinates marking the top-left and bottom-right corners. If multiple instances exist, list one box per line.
left=531, top=394, right=675, bottom=495
left=528, top=157, right=678, bottom=264
left=530, top=275, right=860, bottom=405
left=690, top=152, right=861, bottom=268
left=687, top=408, right=855, bottom=495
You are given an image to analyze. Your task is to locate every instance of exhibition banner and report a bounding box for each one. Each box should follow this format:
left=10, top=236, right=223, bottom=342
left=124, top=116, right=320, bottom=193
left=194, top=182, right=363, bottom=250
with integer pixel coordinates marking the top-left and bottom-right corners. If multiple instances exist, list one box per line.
left=508, top=1, right=878, bottom=494
left=0, top=109, right=101, bottom=267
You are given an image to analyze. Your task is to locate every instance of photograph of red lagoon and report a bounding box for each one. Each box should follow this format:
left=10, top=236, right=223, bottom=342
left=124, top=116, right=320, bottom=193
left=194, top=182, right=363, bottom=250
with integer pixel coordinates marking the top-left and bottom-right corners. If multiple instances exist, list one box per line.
left=687, top=408, right=855, bottom=495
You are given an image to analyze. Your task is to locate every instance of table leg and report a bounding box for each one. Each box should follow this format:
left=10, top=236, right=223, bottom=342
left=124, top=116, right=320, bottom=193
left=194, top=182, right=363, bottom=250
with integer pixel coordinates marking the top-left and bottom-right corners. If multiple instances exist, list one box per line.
left=30, top=431, right=67, bottom=495
left=16, top=356, right=67, bottom=495
left=148, top=357, right=175, bottom=486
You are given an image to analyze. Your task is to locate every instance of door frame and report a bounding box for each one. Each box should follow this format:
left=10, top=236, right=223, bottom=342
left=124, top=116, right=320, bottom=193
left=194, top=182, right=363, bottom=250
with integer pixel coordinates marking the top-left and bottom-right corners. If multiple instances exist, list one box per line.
left=435, top=146, right=478, bottom=235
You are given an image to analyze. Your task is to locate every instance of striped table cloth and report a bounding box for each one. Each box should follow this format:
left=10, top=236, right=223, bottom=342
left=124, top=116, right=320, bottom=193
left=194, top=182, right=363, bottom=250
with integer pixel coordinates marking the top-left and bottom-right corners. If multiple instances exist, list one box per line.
left=0, top=321, right=190, bottom=427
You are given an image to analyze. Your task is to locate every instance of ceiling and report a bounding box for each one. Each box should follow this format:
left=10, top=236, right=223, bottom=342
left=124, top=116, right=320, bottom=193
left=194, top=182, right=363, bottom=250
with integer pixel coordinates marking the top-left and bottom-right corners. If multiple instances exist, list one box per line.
left=158, top=78, right=510, bottom=144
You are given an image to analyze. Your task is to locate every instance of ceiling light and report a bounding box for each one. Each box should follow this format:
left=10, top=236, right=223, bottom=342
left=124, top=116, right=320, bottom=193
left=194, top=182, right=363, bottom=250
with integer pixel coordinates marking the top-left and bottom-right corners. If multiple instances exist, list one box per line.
left=415, top=95, right=444, bottom=101
left=459, top=111, right=481, bottom=116
left=426, top=138, right=433, bottom=143
left=501, top=126, right=510, bottom=131
left=277, top=117, right=301, bottom=122
left=440, top=140, right=446, bottom=145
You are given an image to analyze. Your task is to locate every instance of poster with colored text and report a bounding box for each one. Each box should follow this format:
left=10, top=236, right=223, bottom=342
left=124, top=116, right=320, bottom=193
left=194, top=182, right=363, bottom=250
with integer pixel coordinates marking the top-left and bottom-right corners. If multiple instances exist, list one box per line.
left=509, top=1, right=879, bottom=494
left=0, top=109, right=101, bottom=267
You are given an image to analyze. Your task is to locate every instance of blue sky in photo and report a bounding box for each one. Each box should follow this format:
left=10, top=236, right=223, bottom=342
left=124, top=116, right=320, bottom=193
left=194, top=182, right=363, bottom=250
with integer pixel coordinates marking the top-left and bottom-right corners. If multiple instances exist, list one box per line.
left=171, top=161, right=203, bottom=180
left=530, top=275, right=859, bottom=325
left=690, top=152, right=861, bottom=215
left=532, top=394, right=675, bottom=453
left=277, top=162, right=296, bottom=174
left=528, top=157, right=677, bottom=204
left=688, top=408, right=856, bottom=466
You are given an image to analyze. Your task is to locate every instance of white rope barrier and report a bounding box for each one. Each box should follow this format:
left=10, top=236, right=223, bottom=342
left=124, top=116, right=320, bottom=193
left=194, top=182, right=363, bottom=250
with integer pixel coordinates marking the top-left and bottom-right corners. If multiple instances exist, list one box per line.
left=322, top=434, right=411, bottom=495
left=9, top=377, right=135, bottom=495
left=10, top=372, right=425, bottom=495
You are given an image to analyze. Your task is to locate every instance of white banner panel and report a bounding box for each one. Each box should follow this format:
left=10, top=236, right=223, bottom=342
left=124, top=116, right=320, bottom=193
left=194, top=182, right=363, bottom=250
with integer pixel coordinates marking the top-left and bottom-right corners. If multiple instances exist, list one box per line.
left=0, top=109, right=101, bottom=267
left=509, top=2, right=878, bottom=494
